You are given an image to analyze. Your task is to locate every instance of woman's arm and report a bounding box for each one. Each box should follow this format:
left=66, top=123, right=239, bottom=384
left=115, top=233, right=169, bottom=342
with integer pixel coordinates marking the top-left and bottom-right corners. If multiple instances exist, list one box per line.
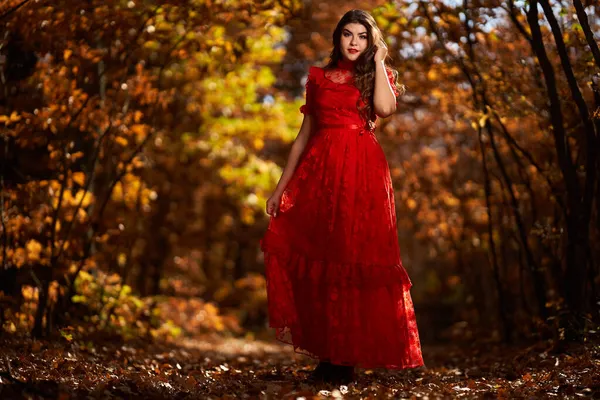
left=373, top=60, right=397, bottom=118
left=270, top=114, right=314, bottom=197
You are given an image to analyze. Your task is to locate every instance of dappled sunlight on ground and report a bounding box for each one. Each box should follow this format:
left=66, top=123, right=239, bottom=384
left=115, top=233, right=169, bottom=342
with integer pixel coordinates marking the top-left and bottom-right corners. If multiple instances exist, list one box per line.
left=1, top=333, right=598, bottom=399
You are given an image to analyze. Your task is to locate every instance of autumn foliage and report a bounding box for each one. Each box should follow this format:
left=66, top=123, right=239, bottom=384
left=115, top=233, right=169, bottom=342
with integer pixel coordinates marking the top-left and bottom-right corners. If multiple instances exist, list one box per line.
left=0, top=0, right=599, bottom=350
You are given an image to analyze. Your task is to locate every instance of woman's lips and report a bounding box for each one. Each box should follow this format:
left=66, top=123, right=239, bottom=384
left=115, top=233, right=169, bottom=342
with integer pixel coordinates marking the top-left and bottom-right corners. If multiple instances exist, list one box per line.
left=348, top=49, right=359, bottom=54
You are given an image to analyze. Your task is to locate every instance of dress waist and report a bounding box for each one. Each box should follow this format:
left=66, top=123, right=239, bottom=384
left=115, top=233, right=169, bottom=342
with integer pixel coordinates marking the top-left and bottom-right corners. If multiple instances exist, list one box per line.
left=318, top=122, right=375, bottom=132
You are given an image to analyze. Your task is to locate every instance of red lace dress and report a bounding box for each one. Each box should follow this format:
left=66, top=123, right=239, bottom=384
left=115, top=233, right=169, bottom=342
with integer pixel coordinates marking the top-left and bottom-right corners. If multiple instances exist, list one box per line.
left=260, top=59, right=424, bottom=370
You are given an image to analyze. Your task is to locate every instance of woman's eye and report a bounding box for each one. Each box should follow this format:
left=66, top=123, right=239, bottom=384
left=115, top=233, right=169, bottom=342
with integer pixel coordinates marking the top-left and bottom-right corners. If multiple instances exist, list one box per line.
left=343, top=32, right=367, bottom=39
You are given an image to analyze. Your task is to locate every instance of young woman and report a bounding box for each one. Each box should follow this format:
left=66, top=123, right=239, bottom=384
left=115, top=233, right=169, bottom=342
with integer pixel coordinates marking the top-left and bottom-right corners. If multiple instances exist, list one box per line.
left=260, top=9, right=424, bottom=384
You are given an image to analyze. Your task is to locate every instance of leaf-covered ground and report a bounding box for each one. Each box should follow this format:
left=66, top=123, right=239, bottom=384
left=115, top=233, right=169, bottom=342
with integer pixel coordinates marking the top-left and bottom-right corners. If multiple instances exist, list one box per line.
left=1, top=333, right=599, bottom=399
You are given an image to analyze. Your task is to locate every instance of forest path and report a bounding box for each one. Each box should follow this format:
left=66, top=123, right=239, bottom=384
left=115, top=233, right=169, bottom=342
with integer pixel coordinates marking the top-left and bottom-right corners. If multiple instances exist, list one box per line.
left=0, top=334, right=598, bottom=399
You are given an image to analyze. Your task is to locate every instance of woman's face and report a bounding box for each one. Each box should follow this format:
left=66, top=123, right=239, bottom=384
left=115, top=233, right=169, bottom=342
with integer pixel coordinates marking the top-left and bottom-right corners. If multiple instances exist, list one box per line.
left=339, top=22, right=369, bottom=62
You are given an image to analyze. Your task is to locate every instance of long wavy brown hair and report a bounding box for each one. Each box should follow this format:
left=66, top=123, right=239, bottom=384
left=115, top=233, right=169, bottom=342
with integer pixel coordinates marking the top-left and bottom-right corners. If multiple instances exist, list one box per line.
left=324, top=9, right=405, bottom=127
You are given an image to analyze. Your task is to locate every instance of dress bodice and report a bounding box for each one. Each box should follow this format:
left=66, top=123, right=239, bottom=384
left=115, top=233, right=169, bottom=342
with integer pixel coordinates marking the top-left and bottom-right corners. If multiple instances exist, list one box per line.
left=299, top=60, right=399, bottom=129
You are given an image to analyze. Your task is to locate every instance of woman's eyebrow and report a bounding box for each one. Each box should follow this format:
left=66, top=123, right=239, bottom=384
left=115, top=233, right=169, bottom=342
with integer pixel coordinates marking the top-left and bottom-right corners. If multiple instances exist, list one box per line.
left=343, top=29, right=367, bottom=35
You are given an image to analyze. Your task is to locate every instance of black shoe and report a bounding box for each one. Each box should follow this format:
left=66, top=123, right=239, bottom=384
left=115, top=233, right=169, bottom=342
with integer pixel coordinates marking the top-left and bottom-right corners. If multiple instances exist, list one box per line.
left=306, top=361, right=333, bottom=382
left=326, top=364, right=355, bottom=384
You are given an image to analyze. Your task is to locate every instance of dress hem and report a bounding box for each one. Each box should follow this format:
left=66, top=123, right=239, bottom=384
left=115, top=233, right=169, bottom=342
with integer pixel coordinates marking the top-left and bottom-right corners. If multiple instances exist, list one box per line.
left=271, top=325, right=425, bottom=371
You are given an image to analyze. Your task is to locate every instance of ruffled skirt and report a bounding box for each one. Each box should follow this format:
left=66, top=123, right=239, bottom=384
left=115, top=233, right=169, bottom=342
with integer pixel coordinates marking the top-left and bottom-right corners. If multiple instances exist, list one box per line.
left=260, top=125, right=424, bottom=369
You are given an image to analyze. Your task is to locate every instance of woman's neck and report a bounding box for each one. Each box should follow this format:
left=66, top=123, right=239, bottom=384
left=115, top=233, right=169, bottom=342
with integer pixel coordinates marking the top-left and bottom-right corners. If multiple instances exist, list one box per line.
left=337, top=57, right=357, bottom=71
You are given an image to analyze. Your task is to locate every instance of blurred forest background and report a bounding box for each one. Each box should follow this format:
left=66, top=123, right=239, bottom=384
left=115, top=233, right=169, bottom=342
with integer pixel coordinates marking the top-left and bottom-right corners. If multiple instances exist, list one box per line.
left=0, top=0, right=599, bottom=349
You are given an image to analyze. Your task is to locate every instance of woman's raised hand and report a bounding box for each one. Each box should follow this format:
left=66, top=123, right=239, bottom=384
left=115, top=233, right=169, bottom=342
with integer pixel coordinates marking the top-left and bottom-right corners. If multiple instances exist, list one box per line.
left=374, top=43, right=387, bottom=62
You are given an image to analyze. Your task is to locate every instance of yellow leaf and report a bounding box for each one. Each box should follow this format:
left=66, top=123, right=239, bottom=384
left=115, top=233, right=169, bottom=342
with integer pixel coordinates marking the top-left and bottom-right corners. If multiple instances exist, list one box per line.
left=115, top=137, right=128, bottom=147
left=73, top=190, right=92, bottom=208
left=112, top=182, right=123, bottom=201
left=60, top=331, right=73, bottom=342
left=253, top=138, right=264, bottom=150
left=71, top=152, right=84, bottom=161
left=478, top=113, right=489, bottom=128
left=443, top=196, right=460, bottom=207
left=77, top=208, right=87, bottom=222
left=12, top=248, right=26, bottom=267
left=72, top=172, right=85, bottom=186
left=431, top=89, right=444, bottom=99
left=214, top=319, right=225, bottom=331
left=64, top=49, right=72, bottom=60
left=0, top=112, right=21, bottom=125
left=205, top=303, right=218, bottom=315
left=26, top=239, right=43, bottom=262
left=22, top=285, right=37, bottom=300
left=130, top=124, right=148, bottom=139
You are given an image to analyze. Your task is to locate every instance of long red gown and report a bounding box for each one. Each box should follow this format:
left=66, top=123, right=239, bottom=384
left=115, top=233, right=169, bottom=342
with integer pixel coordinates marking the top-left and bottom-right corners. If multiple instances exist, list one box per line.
left=260, top=58, right=424, bottom=370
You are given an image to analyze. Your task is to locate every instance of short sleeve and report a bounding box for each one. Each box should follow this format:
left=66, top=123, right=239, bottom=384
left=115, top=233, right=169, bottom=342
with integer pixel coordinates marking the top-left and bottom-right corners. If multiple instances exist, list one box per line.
left=299, top=67, right=318, bottom=115
left=386, top=68, right=400, bottom=97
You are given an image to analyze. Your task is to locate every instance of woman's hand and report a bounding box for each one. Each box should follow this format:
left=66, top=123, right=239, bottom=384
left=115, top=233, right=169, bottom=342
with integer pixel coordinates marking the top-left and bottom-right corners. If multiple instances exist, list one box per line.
left=266, top=190, right=283, bottom=217
left=374, top=43, right=388, bottom=63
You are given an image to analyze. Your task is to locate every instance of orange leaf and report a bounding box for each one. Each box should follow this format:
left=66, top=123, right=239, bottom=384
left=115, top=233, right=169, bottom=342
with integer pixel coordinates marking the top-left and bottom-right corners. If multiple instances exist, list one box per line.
left=72, top=172, right=85, bottom=186
left=130, top=124, right=148, bottom=139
